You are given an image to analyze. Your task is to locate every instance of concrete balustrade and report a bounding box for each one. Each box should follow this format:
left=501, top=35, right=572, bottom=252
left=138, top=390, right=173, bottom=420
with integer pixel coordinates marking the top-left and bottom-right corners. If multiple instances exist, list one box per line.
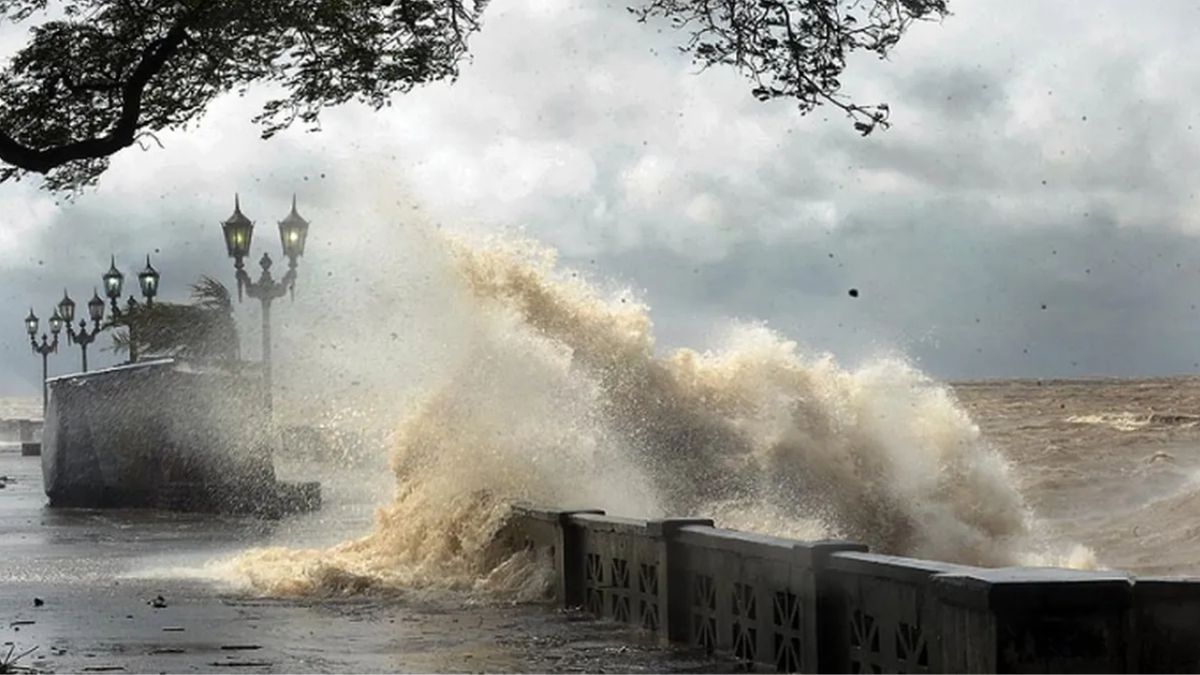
left=501, top=504, right=1200, bottom=673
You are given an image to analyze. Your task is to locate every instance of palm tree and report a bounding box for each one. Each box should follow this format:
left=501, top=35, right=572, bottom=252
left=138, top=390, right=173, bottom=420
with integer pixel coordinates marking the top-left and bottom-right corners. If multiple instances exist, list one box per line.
left=110, top=276, right=240, bottom=364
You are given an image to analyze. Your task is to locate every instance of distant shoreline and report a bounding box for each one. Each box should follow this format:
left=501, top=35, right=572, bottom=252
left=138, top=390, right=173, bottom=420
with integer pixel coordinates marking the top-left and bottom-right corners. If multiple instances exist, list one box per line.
left=950, top=374, right=1200, bottom=387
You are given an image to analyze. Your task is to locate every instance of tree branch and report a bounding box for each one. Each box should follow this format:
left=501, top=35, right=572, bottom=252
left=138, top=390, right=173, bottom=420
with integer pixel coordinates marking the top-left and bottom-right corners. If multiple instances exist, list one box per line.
left=0, top=19, right=187, bottom=174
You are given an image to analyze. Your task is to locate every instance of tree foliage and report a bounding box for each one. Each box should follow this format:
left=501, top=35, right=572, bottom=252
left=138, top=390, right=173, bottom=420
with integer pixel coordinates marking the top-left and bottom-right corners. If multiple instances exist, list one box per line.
left=111, top=275, right=239, bottom=363
left=633, top=0, right=947, bottom=135
left=0, top=0, right=943, bottom=190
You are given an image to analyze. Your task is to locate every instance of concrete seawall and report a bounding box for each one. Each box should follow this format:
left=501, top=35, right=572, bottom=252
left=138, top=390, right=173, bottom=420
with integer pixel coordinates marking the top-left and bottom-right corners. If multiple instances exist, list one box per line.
left=42, top=359, right=319, bottom=517
left=500, top=506, right=1200, bottom=673
left=0, top=417, right=43, bottom=455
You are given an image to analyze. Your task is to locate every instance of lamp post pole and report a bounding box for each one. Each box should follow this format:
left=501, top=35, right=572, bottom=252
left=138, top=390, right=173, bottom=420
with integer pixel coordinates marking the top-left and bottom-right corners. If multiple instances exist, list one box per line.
left=24, top=308, right=62, bottom=416
left=221, top=195, right=310, bottom=419
left=101, top=255, right=160, bottom=364
left=71, top=321, right=99, bottom=372
left=238, top=253, right=294, bottom=417
left=57, top=289, right=107, bottom=373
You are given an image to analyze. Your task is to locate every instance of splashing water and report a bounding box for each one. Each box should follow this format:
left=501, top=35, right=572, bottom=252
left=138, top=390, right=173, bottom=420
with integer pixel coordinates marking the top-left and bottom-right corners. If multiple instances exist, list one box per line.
left=231, top=233, right=1086, bottom=597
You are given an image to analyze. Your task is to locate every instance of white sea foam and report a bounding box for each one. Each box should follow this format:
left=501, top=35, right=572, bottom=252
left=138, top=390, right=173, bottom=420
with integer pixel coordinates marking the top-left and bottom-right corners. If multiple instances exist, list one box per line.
left=230, top=232, right=1086, bottom=596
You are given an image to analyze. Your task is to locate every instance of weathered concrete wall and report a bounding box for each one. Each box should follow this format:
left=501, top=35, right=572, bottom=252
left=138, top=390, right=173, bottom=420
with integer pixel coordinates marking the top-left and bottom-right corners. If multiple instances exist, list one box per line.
left=42, top=359, right=277, bottom=510
left=502, top=504, right=1200, bottom=674
left=1133, top=578, right=1200, bottom=673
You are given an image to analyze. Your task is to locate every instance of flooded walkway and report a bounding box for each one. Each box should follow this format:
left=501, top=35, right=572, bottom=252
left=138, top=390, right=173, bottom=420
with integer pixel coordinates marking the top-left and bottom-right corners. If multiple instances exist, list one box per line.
left=0, top=451, right=728, bottom=673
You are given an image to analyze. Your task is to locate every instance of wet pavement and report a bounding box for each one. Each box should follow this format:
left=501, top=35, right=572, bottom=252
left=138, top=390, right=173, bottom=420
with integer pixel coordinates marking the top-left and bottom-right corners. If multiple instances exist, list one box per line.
left=0, top=449, right=731, bottom=673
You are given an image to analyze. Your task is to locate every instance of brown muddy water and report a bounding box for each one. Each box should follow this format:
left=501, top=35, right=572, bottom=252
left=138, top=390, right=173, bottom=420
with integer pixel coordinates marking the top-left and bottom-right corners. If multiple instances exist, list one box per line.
left=955, top=376, right=1200, bottom=576
left=2, top=375, right=1199, bottom=672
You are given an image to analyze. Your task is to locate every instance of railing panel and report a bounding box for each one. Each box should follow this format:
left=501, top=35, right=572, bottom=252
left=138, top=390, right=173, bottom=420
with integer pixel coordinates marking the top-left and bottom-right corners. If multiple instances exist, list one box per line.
left=672, top=525, right=862, bottom=673
left=825, top=552, right=969, bottom=674
left=568, top=513, right=670, bottom=636
left=933, top=567, right=1134, bottom=673
left=499, top=505, right=603, bottom=606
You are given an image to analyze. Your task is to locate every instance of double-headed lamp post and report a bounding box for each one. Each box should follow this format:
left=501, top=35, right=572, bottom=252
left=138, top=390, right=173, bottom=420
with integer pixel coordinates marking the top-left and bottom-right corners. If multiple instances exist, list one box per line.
left=220, top=195, right=310, bottom=416
left=101, top=255, right=161, bottom=363
left=56, top=288, right=107, bottom=372
left=24, top=307, right=63, bottom=415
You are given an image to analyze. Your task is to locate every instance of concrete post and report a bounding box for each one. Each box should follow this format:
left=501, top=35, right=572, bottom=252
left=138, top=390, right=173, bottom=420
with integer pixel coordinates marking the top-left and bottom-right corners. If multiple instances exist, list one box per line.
left=649, top=517, right=715, bottom=646
left=804, top=540, right=869, bottom=674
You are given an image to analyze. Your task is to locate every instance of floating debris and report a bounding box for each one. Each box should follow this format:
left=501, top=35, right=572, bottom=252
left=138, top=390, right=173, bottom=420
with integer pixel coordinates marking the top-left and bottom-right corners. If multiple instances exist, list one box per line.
left=149, top=595, right=167, bottom=609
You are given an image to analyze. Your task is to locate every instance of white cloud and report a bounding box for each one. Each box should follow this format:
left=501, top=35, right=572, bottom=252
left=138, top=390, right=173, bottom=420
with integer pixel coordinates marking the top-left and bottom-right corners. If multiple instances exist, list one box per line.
left=4, top=0, right=1200, bottom=391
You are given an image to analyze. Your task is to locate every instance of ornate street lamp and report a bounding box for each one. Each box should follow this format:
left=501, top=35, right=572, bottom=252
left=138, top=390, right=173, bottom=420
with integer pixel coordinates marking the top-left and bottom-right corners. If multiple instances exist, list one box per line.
left=138, top=256, right=160, bottom=301
left=59, top=288, right=106, bottom=372
left=103, top=255, right=123, bottom=300
left=25, top=307, right=61, bottom=415
left=222, top=195, right=254, bottom=301
left=103, top=254, right=161, bottom=363
left=279, top=195, right=310, bottom=271
left=221, top=194, right=310, bottom=417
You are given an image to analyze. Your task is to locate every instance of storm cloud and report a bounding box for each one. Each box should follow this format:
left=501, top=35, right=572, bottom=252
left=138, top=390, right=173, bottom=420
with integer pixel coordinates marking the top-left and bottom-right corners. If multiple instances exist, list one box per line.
left=1, top=0, right=1199, bottom=394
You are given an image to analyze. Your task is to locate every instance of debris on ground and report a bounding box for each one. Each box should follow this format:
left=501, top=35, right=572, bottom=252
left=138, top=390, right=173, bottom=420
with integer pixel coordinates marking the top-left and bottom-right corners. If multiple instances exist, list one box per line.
left=0, top=644, right=38, bottom=674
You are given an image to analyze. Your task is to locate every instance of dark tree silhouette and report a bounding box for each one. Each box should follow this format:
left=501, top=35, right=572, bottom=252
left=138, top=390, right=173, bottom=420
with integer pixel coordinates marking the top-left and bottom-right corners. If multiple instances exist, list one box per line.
left=111, top=275, right=239, bottom=364
left=0, top=0, right=945, bottom=190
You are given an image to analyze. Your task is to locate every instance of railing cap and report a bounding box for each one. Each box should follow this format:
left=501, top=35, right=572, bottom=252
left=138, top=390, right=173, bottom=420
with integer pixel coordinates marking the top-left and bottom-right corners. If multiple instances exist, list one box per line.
left=673, top=525, right=796, bottom=560
left=510, top=504, right=604, bottom=523
left=1132, top=576, right=1200, bottom=602
left=646, top=517, right=713, bottom=537
left=799, top=540, right=869, bottom=568
left=568, top=512, right=651, bottom=534
left=828, top=550, right=972, bottom=583
left=933, top=567, right=1134, bottom=611
left=47, top=357, right=177, bottom=384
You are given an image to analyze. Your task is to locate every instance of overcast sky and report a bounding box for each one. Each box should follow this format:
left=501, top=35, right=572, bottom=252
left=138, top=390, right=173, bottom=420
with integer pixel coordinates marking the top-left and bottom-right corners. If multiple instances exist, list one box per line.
left=1, top=0, right=1199, bottom=396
